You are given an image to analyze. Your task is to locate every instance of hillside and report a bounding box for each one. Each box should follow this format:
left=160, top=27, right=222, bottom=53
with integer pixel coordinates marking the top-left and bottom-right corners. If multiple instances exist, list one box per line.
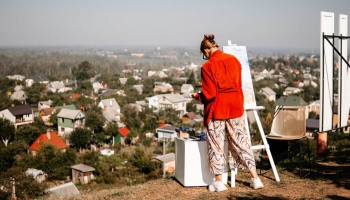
left=42, top=158, right=350, bottom=200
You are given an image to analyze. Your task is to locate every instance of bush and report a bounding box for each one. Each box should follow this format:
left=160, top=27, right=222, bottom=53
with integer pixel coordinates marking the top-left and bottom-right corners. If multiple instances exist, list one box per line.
left=142, top=138, right=152, bottom=147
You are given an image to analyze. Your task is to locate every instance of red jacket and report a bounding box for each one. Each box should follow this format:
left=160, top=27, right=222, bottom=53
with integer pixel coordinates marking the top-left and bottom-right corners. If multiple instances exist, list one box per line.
left=196, top=50, right=244, bottom=125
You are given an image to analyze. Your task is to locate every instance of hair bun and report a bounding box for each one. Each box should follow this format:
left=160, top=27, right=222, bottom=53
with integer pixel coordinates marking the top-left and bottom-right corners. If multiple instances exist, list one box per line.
left=204, top=34, right=215, bottom=41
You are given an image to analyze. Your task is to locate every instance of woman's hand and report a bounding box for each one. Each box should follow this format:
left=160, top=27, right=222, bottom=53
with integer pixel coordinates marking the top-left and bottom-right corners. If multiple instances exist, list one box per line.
left=190, top=93, right=199, bottom=98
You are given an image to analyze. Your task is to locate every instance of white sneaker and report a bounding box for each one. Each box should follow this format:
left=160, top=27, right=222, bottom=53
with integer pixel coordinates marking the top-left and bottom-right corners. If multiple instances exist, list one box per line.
left=250, top=177, right=264, bottom=189
left=208, top=181, right=228, bottom=192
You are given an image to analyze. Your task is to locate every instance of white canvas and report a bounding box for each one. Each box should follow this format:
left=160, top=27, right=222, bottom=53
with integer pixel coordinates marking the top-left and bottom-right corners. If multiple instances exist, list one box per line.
left=320, top=11, right=335, bottom=132
left=222, top=45, right=256, bottom=108
left=338, top=14, right=350, bottom=128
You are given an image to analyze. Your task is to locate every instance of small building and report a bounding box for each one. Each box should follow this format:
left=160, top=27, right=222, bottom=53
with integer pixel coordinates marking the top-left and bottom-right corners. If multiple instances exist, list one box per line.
left=259, top=87, right=276, bottom=102
left=25, top=168, right=48, bottom=183
left=156, top=126, right=177, bottom=141
left=70, top=164, right=95, bottom=184
left=151, top=153, right=175, bottom=173
left=116, top=127, right=130, bottom=145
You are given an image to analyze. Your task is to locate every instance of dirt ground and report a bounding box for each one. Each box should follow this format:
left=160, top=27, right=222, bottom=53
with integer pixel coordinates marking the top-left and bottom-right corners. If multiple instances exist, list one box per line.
left=43, top=160, right=350, bottom=200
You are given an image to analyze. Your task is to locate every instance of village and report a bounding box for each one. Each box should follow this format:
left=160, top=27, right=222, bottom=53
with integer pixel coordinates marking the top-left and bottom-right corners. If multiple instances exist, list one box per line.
left=0, top=46, right=349, bottom=199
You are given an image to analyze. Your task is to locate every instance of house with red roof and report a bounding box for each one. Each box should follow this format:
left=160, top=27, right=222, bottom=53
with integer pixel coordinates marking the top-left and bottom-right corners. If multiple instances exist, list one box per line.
left=114, top=127, right=130, bottom=145
left=29, top=130, right=68, bottom=156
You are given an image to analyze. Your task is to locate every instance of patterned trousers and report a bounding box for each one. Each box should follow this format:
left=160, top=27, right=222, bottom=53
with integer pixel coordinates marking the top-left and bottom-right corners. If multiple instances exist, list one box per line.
left=206, top=115, right=256, bottom=174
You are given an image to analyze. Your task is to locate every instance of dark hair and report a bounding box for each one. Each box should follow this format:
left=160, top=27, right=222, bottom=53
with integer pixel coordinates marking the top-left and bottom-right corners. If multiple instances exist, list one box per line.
left=200, top=34, right=219, bottom=54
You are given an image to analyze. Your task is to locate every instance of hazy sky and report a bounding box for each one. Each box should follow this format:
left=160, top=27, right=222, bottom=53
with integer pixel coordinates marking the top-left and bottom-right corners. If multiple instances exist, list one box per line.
left=0, top=0, right=349, bottom=49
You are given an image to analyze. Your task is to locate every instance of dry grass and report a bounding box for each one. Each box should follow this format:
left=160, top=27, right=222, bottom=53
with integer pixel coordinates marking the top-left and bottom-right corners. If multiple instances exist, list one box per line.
left=41, top=161, right=350, bottom=200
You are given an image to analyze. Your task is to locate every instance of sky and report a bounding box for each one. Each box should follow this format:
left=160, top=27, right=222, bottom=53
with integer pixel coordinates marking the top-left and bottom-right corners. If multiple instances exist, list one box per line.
left=0, top=0, right=349, bottom=50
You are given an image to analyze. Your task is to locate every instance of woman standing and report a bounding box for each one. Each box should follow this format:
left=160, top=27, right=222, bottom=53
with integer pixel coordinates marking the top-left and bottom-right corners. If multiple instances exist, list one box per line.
left=191, top=34, right=263, bottom=192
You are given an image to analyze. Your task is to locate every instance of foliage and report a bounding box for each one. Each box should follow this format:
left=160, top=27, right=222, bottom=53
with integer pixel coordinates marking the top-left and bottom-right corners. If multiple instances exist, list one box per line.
left=0, top=145, right=15, bottom=171
left=49, top=108, right=61, bottom=128
left=0, top=118, right=15, bottom=146
left=129, top=148, right=157, bottom=174
left=121, top=105, right=142, bottom=131
left=15, top=124, right=42, bottom=146
left=74, top=61, right=95, bottom=80
left=0, top=167, right=48, bottom=199
left=186, top=100, right=197, bottom=113
left=158, top=107, right=180, bottom=126
left=70, top=128, right=92, bottom=151
left=142, top=138, right=153, bottom=148
left=85, top=110, right=105, bottom=134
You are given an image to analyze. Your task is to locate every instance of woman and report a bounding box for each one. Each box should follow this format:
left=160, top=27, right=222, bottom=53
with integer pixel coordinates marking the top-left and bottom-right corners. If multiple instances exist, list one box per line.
left=191, top=34, right=263, bottom=192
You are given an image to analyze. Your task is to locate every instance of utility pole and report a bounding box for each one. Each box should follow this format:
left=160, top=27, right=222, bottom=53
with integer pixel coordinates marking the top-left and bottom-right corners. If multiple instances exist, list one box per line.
left=10, top=177, right=16, bottom=200
left=162, top=136, right=166, bottom=178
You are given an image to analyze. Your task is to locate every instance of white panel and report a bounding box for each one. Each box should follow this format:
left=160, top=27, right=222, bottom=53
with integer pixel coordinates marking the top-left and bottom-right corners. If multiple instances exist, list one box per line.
left=338, top=14, right=349, bottom=128
left=222, top=46, right=256, bottom=107
left=320, top=12, right=334, bottom=132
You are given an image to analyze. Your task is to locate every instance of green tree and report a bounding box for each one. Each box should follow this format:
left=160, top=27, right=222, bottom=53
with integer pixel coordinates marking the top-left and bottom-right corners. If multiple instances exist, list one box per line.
left=0, top=118, right=15, bottom=146
left=121, top=105, right=142, bottom=131
left=70, top=128, right=92, bottom=152
left=130, top=148, right=157, bottom=174
left=187, top=70, right=196, bottom=85
left=74, top=61, right=95, bottom=80
left=49, top=108, right=61, bottom=128
left=85, top=111, right=105, bottom=134
left=104, top=122, right=119, bottom=145
left=15, top=124, right=42, bottom=145
left=186, top=100, right=197, bottom=113
left=158, top=107, right=180, bottom=126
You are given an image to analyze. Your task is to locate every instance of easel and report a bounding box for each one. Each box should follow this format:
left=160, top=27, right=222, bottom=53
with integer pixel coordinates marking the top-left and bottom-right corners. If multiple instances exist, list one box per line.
left=230, top=106, right=280, bottom=187
left=222, top=43, right=280, bottom=187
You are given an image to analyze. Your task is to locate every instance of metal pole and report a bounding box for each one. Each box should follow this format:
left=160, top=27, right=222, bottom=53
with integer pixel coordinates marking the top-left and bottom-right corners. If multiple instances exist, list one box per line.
left=11, top=177, right=16, bottom=200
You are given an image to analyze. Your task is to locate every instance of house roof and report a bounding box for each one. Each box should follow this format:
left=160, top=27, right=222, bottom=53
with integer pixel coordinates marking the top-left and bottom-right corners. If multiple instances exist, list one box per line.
left=10, top=90, right=27, bottom=101
left=57, top=108, right=84, bottom=119
left=72, top=93, right=81, bottom=100
left=49, top=81, right=65, bottom=89
left=39, top=100, right=53, bottom=107
left=119, top=78, right=128, bottom=84
left=56, top=104, right=77, bottom=110
left=14, top=85, right=24, bottom=91
left=71, top=164, right=95, bottom=172
left=261, top=87, right=276, bottom=95
left=152, top=153, right=175, bottom=163
left=156, top=126, right=176, bottom=132
left=26, top=168, right=47, bottom=179
left=46, top=182, right=80, bottom=197
left=183, top=112, right=197, bottom=119
left=8, top=104, right=32, bottom=115
left=275, top=96, right=307, bottom=106
left=118, top=127, right=130, bottom=137
left=30, top=76, right=49, bottom=82
left=29, top=131, right=68, bottom=151
left=41, top=107, right=55, bottom=116
left=99, top=89, right=119, bottom=97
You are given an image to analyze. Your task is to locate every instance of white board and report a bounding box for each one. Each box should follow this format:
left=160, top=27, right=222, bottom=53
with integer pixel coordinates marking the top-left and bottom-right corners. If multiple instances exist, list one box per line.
left=222, top=45, right=256, bottom=108
left=338, top=14, right=350, bottom=128
left=320, top=11, right=334, bottom=132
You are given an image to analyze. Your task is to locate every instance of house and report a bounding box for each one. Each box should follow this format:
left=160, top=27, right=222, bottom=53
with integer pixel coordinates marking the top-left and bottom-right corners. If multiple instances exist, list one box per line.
left=98, top=98, right=121, bottom=123
left=38, top=100, right=53, bottom=110
left=39, top=107, right=55, bottom=126
left=129, top=101, right=146, bottom=112
left=26, top=76, right=49, bottom=87
left=29, top=130, right=68, bottom=156
left=71, top=93, right=81, bottom=101
left=116, top=127, right=130, bottom=145
left=133, top=84, right=144, bottom=94
left=46, top=81, right=65, bottom=93
left=25, top=168, right=48, bottom=183
left=7, top=74, right=25, bottom=81
left=151, top=153, right=175, bottom=173
left=180, top=84, right=194, bottom=94
left=182, top=112, right=202, bottom=123
left=62, top=79, right=76, bottom=89
left=148, top=71, right=168, bottom=78
left=153, top=82, right=173, bottom=93
left=308, top=100, right=320, bottom=115
left=259, top=87, right=276, bottom=102
left=10, top=90, right=27, bottom=103
left=156, top=126, right=177, bottom=141
left=119, top=78, right=128, bottom=85
left=70, top=164, right=95, bottom=184
left=148, top=93, right=187, bottom=117
left=283, top=87, right=301, bottom=95
left=46, top=182, right=80, bottom=198
left=92, top=81, right=108, bottom=93
left=0, top=104, right=34, bottom=128
left=57, top=108, right=85, bottom=136
left=99, top=89, right=122, bottom=98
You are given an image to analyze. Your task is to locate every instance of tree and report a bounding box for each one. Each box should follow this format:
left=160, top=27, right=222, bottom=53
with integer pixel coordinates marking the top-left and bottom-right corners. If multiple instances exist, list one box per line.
left=121, top=105, right=142, bottom=131
left=0, top=118, right=15, bottom=146
left=70, top=128, right=92, bottom=152
left=186, top=100, right=197, bottom=113
left=85, top=111, right=105, bottom=134
left=130, top=148, right=157, bottom=174
left=187, top=70, right=196, bottom=85
left=49, top=108, right=61, bottom=128
left=15, top=124, right=42, bottom=145
left=158, top=107, right=180, bottom=126
left=74, top=61, right=95, bottom=80
left=104, top=122, right=119, bottom=145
